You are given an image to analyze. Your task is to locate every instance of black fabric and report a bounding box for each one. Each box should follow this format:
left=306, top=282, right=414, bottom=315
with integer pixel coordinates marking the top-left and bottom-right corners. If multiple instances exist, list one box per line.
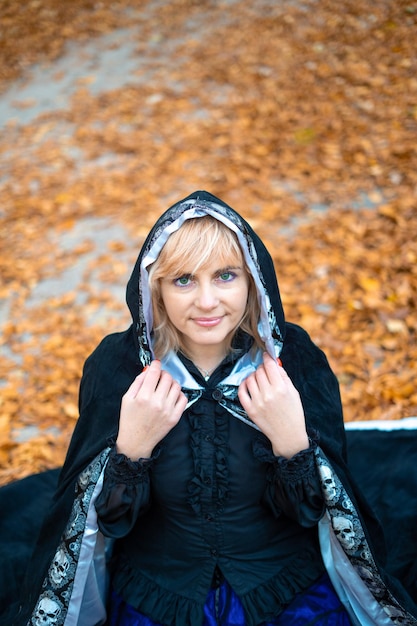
left=1, top=429, right=417, bottom=623
left=94, top=359, right=326, bottom=626
left=345, top=427, right=417, bottom=603
left=0, top=469, right=60, bottom=621
left=1, top=190, right=416, bottom=624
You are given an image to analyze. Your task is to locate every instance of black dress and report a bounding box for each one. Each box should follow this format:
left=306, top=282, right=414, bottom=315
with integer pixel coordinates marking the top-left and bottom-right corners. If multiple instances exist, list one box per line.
left=95, top=353, right=326, bottom=625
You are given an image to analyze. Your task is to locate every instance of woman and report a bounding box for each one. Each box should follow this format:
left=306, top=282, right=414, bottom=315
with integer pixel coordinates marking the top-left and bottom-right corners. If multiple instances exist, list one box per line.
left=16, top=191, right=417, bottom=625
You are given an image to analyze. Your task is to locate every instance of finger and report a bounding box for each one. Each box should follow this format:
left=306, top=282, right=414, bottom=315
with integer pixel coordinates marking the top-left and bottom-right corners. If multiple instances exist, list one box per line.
left=165, top=382, right=188, bottom=421
left=246, top=370, right=263, bottom=397
left=127, top=370, right=148, bottom=398
left=139, top=359, right=163, bottom=392
left=262, top=352, right=284, bottom=384
left=175, top=390, right=188, bottom=414
left=263, top=352, right=284, bottom=367
left=154, top=369, right=178, bottom=399
left=127, top=360, right=162, bottom=400
left=238, top=377, right=256, bottom=409
left=237, top=380, right=251, bottom=411
left=163, top=376, right=182, bottom=403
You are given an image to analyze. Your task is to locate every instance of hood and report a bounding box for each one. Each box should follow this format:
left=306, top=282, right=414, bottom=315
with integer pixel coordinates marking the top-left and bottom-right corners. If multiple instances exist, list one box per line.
left=126, top=190, right=285, bottom=369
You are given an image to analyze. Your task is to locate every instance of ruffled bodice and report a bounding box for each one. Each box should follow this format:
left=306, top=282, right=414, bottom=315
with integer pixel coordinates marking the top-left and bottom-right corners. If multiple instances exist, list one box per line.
left=95, top=355, right=326, bottom=626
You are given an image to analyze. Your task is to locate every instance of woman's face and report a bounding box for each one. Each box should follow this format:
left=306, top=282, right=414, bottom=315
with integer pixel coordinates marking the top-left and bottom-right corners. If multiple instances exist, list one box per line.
left=159, top=256, right=249, bottom=360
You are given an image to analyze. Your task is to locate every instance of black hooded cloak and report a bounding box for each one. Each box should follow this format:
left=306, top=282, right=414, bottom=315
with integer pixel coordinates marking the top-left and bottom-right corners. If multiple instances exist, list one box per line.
left=3, top=191, right=417, bottom=626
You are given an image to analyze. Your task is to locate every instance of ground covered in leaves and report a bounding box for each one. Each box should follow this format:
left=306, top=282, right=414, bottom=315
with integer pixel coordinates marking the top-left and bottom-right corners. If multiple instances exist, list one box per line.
left=0, top=0, right=416, bottom=484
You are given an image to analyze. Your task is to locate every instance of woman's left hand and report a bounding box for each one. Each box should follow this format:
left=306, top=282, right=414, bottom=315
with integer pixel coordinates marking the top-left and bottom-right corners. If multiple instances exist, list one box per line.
left=238, top=352, right=309, bottom=458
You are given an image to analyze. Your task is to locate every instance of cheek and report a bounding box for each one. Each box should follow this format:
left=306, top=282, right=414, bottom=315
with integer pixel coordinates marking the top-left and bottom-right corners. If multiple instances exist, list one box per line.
left=161, top=291, right=189, bottom=327
left=160, top=291, right=175, bottom=322
left=236, top=284, right=250, bottom=313
left=163, top=298, right=180, bottom=322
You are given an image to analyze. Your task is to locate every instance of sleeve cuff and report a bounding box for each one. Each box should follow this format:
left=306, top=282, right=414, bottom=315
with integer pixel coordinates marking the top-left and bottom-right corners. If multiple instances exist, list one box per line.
left=105, top=445, right=160, bottom=486
left=253, top=431, right=319, bottom=482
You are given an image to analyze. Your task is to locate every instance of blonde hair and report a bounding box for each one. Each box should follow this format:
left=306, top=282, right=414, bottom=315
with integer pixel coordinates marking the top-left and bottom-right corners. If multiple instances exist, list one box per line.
left=148, top=216, right=264, bottom=358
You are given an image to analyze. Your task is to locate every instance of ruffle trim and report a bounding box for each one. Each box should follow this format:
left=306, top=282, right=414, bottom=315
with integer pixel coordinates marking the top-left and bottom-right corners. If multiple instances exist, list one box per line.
left=187, top=404, right=229, bottom=515
left=112, top=559, right=203, bottom=626
left=239, top=546, right=325, bottom=625
left=253, top=430, right=319, bottom=483
left=105, top=446, right=161, bottom=486
left=113, top=547, right=324, bottom=626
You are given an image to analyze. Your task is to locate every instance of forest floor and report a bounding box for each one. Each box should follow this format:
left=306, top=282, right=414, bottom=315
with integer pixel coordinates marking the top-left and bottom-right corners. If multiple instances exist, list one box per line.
left=0, top=0, right=416, bottom=484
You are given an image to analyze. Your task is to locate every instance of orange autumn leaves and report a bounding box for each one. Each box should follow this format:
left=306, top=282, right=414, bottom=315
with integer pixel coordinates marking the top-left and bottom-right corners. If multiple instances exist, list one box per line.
left=274, top=201, right=417, bottom=423
left=1, top=0, right=416, bottom=485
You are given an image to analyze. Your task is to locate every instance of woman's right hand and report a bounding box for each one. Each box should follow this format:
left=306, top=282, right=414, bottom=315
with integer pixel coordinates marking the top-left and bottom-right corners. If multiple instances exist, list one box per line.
left=116, top=360, right=188, bottom=460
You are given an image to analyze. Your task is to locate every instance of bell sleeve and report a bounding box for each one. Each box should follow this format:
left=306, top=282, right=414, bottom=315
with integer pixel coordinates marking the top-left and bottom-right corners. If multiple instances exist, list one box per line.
left=95, top=446, right=159, bottom=538
left=254, top=434, right=325, bottom=527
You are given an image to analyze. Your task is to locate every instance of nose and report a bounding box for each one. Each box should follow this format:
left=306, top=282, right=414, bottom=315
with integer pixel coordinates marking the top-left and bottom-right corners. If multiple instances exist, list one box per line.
left=195, top=281, right=219, bottom=310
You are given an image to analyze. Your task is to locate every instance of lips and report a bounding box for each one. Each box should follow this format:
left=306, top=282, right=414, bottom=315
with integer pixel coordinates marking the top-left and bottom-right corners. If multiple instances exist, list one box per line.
left=193, top=316, right=223, bottom=327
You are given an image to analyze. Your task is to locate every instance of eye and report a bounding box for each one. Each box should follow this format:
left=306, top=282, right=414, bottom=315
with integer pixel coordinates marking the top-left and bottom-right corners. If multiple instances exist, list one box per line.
left=174, top=274, right=193, bottom=287
left=217, top=271, right=236, bottom=282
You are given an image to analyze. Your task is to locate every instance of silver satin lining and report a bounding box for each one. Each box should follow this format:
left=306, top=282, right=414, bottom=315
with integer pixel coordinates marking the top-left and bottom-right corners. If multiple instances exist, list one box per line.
left=161, top=348, right=264, bottom=431
left=161, top=347, right=264, bottom=391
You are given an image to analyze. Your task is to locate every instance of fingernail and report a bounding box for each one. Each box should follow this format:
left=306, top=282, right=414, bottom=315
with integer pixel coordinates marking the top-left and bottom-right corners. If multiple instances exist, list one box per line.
left=277, top=358, right=282, bottom=367
left=143, top=365, right=149, bottom=372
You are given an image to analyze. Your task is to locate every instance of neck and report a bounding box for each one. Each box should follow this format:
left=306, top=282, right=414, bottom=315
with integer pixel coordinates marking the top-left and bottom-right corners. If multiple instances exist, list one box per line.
left=180, top=347, right=228, bottom=380
left=180, top=339, right=229, bottom=365
left=193, top=359, right=225, bottom=381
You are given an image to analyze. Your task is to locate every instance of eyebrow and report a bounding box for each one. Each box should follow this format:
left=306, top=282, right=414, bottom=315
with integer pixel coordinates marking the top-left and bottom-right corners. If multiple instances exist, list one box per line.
left=176, top=265, right=243, bottom=275
left=165, top=266, right=244, bottom=280
left=216, top=266, right=243, bottom=272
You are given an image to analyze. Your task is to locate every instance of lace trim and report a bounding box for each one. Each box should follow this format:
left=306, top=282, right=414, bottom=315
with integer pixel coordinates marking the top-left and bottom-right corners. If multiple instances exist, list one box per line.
left=253, top=431, right=319, bottom=483
left=104, top=446, right=160, bottom=486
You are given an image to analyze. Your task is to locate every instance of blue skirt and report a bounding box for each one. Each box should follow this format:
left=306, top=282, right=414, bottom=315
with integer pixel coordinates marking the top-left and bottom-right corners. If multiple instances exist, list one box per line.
left=107, top=573, right=351, bottom=625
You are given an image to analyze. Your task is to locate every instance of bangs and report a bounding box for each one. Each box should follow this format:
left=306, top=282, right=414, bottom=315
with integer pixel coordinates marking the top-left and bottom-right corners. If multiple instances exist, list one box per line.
left=147, top=214, right=264, bottom=358
left=151, top=216, right=243, bottom=280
